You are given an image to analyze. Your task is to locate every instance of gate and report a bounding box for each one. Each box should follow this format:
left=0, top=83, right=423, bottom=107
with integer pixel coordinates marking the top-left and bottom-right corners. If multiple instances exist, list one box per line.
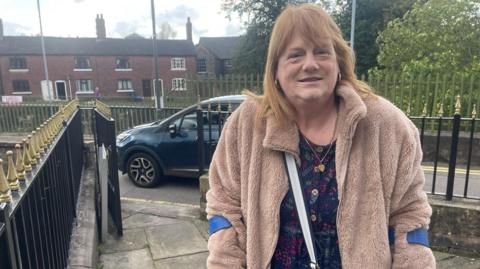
left=92, top=100, right=123, bottom=240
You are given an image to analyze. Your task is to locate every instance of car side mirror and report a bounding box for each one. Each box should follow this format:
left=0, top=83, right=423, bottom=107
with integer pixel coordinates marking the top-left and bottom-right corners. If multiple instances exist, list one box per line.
left=168, top=124, right=177, bottom=137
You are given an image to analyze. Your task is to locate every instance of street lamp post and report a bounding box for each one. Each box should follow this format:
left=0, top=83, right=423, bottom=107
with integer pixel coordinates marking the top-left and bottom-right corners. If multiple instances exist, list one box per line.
left=37, top=0, right=54, bottom=114
left=350, top=0, right=356, bottom=50
left=150, top=0, right=163, bottom=109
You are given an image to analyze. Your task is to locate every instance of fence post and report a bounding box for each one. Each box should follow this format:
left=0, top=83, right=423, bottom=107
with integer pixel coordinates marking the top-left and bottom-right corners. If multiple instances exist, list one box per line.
left=196, top=98, right=205, bottom=176
left=0, top=203, right=18, bottom=269
left=446, top=96, right=461, bottom=201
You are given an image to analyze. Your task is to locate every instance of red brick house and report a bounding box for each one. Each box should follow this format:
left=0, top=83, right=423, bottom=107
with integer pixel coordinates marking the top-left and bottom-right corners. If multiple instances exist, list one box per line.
left=0, top=15, right=196, bottom=100
left=196, top=36, right=242, bottom=77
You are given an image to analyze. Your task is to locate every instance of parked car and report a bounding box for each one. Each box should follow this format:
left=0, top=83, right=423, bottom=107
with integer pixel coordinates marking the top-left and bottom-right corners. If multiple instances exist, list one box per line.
left=116, top=95, right=246, bottom=187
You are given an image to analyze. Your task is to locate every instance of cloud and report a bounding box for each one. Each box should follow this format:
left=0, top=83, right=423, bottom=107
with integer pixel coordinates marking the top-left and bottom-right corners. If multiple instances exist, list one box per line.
left=155, top=5, right=199, bottom=28
left=224, top=23, right=242, bottom=36
left=73, top=0, right=85, bottom=3
left=113, top=21, right=140, bottom=37
left=3, top=21, right=32, bottom=36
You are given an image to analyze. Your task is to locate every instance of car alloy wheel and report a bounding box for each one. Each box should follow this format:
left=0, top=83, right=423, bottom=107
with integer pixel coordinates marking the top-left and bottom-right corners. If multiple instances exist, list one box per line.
left=127, top=153, right=161, bottom=187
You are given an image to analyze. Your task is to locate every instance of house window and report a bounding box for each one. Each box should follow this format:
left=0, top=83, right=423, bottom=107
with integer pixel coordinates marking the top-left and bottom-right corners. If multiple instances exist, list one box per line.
left=197, top=58, right=206, bottom=73
left=12, top=80, right=30, bottom=92
left=9, top=57, right=27, bottom=69
left=117, top=79, right=133, bottom=91
left=116, top=57, right=131, bottom=70
left=75, top=79, right=93, bottom=92
left=74, top=56, right=91, bottom=69
left=171, top=57, right=186, bottom=70
left=224, top=59, right=233, bottom=70
left=172, top=78, right=186, bottom=91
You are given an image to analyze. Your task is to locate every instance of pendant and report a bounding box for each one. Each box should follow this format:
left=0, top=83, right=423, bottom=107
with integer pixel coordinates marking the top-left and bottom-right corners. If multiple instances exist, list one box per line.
left=314, top=164, right=325, bottom=173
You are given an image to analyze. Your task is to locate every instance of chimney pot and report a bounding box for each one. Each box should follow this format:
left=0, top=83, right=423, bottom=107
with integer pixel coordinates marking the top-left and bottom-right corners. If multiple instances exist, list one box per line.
left=186, top=17, right=192, bottom=43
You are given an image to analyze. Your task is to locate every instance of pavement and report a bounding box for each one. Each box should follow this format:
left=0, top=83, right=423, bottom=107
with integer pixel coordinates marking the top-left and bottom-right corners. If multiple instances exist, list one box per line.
left=98, top=198, right=480, bottom=269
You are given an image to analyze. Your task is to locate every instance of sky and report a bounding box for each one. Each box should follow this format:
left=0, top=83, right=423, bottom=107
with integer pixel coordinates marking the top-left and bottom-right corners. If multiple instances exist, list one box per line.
left=0, top=0, right=244, bottom=44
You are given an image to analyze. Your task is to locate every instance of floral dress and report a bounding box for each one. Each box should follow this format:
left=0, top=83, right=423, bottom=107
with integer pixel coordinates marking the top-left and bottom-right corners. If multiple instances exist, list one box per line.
left=271, top=137, right=342, bottom=269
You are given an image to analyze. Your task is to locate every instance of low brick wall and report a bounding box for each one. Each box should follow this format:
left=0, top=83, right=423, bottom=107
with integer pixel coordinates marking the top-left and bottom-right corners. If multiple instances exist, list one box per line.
left=200, top=175, right=480, bottom=254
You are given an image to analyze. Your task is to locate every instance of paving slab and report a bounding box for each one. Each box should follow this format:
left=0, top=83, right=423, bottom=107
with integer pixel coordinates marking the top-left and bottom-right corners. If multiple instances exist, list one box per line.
left=100, top=228, right=148, bottom=254
left=154, top=252, right=209, bottom=269
left=192, top=219, right=209, bottom=241
left=123, top=213, right=182, bottom=229
left=99, top=248, right=155, bottom=269
left=436, top=255, right=480, bottom=269
left=146, top=221, right=208, bottom=260
left=121, top=199, right=202, bottom=220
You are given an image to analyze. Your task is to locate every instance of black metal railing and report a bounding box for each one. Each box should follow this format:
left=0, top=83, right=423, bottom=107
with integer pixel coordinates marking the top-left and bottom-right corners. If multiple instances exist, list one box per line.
left=197, top=98, right=479, bottom=201
left=196, top=102, right=234, bottom=176
left=411, top=105, right=479, bottom=200
left=0, top=100, right=83, bottom=269
left=92, top=101, right=123, bottom=240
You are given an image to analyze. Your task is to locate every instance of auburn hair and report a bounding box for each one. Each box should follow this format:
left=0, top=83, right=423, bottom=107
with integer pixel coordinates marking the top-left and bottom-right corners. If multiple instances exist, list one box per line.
left=244, top=4, right=374, bottom=127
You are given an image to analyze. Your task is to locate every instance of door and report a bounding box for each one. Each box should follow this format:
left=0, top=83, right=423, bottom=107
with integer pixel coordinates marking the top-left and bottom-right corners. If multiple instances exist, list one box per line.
left=55, top=81, right=67, bottom=100
left=41, top=80, right=54, bottom=101
left=142, top=79, right=151, bottom=97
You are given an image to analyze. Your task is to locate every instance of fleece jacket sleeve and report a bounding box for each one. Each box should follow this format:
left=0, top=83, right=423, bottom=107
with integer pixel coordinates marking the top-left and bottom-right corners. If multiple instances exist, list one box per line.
left=205, top=113, right=247, bottom=269
left=389, top=123, right=436, bottom=269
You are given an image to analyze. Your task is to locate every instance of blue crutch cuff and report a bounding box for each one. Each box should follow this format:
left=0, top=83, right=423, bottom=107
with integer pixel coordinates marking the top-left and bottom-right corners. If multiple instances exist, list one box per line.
left=406, top=227, right=430, bottom=247
left=208, top=215, right=232, bottom=235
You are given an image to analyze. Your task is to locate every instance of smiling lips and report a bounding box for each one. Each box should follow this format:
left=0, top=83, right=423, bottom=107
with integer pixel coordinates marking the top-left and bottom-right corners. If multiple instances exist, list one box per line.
left=298, top=77, right=323, bottom=82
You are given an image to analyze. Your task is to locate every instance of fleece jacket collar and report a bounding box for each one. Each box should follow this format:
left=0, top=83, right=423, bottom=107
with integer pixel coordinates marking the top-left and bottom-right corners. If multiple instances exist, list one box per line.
left=262, top=83, right=368, bottom=157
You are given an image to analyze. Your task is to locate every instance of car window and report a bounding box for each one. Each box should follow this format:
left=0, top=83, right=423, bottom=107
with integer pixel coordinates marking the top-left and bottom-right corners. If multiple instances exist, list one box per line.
left=172, top=111, right=197, bottom=132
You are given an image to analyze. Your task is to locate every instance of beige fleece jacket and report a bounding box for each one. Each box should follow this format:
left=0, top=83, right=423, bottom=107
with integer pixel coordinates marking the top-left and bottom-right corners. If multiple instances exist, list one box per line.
left=206, top=84, right=435, bottom=269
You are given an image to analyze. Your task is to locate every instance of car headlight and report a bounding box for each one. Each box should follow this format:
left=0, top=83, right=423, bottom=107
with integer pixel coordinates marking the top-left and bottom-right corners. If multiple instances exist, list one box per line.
left=116, top=132, right=132, bottom=144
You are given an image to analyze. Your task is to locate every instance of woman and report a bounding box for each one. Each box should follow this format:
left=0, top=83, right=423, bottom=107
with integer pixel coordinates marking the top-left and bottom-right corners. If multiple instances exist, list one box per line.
left=206, top=4, right=435, bottom=269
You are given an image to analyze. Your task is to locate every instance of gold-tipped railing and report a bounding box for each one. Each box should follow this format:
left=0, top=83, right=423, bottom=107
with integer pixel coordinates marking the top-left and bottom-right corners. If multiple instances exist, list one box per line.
left=0, top=99, right=79, bottom=203
left=95, top=99, right=112, bottom=119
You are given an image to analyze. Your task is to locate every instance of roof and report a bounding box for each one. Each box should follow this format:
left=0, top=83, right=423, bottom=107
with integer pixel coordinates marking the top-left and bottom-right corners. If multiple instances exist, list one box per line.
left=203, top=95, right=246, bottom=104
left=197, top=36, right=242, bottom=60
left=0, top=36, right=196, bottom=56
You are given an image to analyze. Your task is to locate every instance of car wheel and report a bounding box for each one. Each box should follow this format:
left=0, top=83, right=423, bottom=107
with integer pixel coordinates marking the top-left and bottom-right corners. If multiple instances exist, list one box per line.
left=126, top=153, right=161, bottom=188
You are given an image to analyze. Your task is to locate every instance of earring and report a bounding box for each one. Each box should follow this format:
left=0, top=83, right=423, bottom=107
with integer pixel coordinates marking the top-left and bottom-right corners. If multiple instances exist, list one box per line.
left=275, top=79, right=281, bottom=89
left=338, top=73, right=342, bottom=82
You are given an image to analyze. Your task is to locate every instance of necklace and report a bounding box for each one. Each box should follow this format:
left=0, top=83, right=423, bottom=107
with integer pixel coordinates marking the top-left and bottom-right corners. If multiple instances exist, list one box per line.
left=302, top=112, right=338, bottom=173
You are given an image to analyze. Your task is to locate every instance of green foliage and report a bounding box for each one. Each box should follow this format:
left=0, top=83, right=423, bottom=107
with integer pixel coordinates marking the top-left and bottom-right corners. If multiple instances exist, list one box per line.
left=376, top=0, right=480, bottom=76
left=221, top=0, right=318, bottom=74
left=323, top=0, right=420, bottom=75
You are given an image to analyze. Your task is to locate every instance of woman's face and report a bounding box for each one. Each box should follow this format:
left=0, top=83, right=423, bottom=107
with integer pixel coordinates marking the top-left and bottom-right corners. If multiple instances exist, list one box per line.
left=276, top=32, right=339, bottom=108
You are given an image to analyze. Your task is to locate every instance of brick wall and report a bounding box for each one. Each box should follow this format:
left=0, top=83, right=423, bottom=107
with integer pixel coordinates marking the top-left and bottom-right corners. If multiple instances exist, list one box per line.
left=0, top=54, right=196, bottom=98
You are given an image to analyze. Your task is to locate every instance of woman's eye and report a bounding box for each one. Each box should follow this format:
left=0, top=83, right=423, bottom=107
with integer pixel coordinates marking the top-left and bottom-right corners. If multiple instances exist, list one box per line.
left=288, top=53, right=301, bottom=59
left=314, top=48, right=329, bottom=55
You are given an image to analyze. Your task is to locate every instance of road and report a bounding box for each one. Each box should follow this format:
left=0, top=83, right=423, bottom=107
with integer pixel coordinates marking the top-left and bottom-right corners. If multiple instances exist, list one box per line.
left=118, top=164, right=480, bottom=205
left=119, top=171, right=201, bottom=206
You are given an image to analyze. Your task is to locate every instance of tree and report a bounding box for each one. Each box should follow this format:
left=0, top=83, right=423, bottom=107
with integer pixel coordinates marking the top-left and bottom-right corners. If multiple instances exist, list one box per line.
left=158, top=22, right=177, bottom=39
left=322, top=0, right=421, bottom=75
left=376, top=0, right=480, bottom=75
left=221, top=0, right=318, bottom=74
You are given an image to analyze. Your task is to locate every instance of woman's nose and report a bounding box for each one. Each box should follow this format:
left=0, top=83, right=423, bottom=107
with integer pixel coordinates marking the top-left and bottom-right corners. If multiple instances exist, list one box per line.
left=302, top=53, right=319, bottom=72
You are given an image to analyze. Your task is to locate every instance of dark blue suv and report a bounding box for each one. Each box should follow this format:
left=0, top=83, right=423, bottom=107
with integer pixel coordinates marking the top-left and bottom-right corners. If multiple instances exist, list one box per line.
left=116, top=95, right=246, bottom=187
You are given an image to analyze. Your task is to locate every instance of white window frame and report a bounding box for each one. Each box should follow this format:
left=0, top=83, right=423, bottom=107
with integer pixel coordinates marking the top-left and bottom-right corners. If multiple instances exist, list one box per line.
left=171, top=57, right=186, bottom=71
left=75, top=79, right=93, bottom=93
left=74, top=56, right=92, bottom=71
left=115, top=57, right=132, bottom=71
left=197, top=58, right=206, bottom=73
left=117, top=79, right=134, bottom=92
left=12, top=79, right=32, bottom=95
left=171, top=78, right=186, bottom=91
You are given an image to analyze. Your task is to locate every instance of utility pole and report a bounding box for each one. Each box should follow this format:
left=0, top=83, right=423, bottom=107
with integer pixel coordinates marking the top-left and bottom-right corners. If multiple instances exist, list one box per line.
left=150, top=0, right=163, bottom=109
left=37, top=0, right=53, bottom=114
left=350, top=0, right=356, bottom=50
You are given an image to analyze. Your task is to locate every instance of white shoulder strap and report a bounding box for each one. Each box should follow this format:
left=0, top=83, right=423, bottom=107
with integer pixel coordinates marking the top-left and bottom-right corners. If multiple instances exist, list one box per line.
left=284, top=152, right=320, bottom=269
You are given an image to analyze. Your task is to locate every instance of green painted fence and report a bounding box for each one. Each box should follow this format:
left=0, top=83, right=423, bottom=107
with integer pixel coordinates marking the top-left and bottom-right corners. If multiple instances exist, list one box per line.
left=0, top=104, right=58, bottom=133
left=367, top=73, right=480, bottom=117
